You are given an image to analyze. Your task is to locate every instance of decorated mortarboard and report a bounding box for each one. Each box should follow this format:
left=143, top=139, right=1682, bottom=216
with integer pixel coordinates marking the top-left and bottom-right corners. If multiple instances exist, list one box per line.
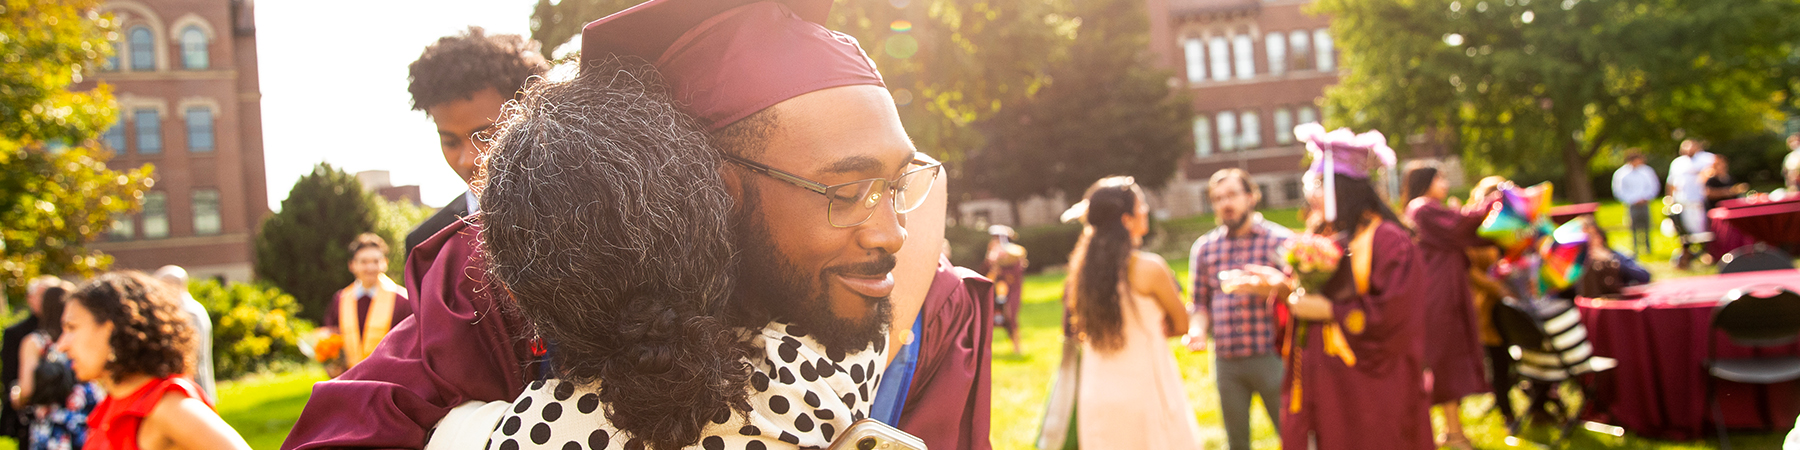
left=580, top=0, right=885, bottom=130
left=1538, top=219, right=1589, bottom=293
left=1477, top=182, right=1555, bottom=260
left=1294, top=122, right=1396, bottom=222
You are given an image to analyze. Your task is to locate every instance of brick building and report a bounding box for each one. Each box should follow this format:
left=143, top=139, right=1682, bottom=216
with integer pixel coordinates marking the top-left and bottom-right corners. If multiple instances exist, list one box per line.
left=85, top=0, right=268, bottom=283
left=958, top=0, right=1340, bottom=227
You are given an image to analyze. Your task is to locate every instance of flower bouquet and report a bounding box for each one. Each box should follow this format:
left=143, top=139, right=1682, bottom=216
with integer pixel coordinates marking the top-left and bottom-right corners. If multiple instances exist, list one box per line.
left=314, top=334, right=344, bottom=364
left=1286, top=233, right=1343, bottom=293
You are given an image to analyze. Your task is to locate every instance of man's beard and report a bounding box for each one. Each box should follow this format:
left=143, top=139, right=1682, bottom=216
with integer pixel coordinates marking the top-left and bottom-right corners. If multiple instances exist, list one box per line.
left=728, top=188, right=894, bottom=357
left=1219, top=211, right=1250, bottom=234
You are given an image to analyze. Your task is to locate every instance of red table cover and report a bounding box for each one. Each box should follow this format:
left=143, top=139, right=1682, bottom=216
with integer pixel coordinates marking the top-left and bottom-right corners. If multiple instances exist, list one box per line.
left=1707, top=195, right=1800, bottom=258
left=1577, top=269, right=1800, bottom=440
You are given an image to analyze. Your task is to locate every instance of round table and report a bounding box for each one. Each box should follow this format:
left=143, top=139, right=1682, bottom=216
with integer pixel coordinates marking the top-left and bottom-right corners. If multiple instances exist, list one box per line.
left=1577, top=269, right=1800, bottom=440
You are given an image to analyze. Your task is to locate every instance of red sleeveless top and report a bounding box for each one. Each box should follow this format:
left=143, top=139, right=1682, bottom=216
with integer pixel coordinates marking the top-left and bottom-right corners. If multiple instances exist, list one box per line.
left=85, top=376, right=209, bottom=450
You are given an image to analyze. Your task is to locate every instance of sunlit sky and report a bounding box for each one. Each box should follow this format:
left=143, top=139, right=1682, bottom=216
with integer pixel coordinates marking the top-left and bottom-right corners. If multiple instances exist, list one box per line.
left=258, top=0, right=562, bottom=209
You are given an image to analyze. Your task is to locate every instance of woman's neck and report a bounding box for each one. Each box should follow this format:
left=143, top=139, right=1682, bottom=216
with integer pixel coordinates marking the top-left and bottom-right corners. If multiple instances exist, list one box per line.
left=104, top=373, right=156, bottom=400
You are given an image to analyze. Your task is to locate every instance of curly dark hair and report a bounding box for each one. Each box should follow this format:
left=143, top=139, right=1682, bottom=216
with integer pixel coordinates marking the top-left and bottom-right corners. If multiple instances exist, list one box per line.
left=407, top=26, right=549, bottom=112
left=477, top=56, right=753, bottom=450
left=1068, top=176, right=1143, bottom=353
left=69, top=272, right=194, bottom=383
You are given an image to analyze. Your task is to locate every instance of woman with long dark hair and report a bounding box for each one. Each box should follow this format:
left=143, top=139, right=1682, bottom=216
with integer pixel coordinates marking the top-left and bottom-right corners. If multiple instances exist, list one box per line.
left=1279, top=124, right=1432, bottom=450
left=1401, top=164, right=1496, bottom=449
left=1064, top=176, right=1202, bottom=448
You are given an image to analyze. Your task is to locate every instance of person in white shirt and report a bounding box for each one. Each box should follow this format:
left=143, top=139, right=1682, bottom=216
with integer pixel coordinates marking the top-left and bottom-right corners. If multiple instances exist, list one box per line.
left=1666, top=139, right=1715, bottom=268
left=1783, top=133, right=1799, bottom=193
left=1612, top=150, right=1659, bottom=257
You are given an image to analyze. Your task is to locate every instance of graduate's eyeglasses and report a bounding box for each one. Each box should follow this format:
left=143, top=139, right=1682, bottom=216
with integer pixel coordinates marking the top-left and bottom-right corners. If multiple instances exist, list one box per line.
left=724, top=152, right=943, bottom=228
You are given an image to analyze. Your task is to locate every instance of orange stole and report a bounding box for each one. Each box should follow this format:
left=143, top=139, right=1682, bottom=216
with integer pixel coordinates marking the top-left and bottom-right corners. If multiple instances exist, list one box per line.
left=338, top=277, right=400, bottom=367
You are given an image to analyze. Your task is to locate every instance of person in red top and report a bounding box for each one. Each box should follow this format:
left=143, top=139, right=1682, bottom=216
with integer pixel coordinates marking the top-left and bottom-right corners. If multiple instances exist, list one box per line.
left=57, top=272, right=249, bottom=450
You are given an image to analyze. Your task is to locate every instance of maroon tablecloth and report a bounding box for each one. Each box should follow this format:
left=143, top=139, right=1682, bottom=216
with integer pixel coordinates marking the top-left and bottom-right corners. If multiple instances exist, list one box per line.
left=1707, top=195, right=1800, bottom=258
left=1577, top=269, right=1800, bottom=440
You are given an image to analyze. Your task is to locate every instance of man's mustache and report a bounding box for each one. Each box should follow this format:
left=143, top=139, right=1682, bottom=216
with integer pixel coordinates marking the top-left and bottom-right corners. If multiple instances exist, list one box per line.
left=827, top=254, right=898, bottom=278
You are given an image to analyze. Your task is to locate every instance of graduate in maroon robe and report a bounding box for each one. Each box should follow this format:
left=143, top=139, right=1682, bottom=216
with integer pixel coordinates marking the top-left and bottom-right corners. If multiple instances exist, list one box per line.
left=1279, top=124, right=1433, bottom=450
left=283, top=0, right=992, bottom=447
left=1402, top=165, right=1497, bottom=448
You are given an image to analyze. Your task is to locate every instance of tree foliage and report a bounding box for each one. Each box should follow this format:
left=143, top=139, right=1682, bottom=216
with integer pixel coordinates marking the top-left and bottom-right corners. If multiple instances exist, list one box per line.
left=528, top=0, right=640, bottom=59
left=253, top=164, right=381, bottom=322
left=1317, top=0, right=1800, bottom=201
left=1, top=0, right=151, bottom=302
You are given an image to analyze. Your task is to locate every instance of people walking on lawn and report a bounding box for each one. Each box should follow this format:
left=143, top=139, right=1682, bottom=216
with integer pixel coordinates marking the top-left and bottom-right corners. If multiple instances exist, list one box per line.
left=1064, top=176, right=1204, bottom=449
left=1279, top=124, right=1433, bottom=450
left=59, top=272, right=250, bottom=450
left=400, top=26, right=547, bottom=257
left=985, top=225, right=1028, bottom=355
left=1402, top=163, right=1498, bottom=450
left=1610, top=149, right=1659, bottom=256
left=152, top=266, right=214, bottom=404
left=318, top=233, right=410, bottom=378
left=1184, top=168, right=1292, bottom=450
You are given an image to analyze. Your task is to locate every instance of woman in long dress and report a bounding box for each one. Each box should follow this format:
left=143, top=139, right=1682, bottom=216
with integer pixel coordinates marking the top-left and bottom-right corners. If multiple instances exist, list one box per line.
left=1402, top=165, right=1495, bottom=449
left=1065, top=176, right=1203, bottom=449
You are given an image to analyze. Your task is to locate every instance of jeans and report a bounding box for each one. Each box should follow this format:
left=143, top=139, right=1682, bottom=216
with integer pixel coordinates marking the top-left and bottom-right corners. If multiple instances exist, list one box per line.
left=1627, top=202, right=1652, bottom=256
left=1216, top=354, right=1283, bottom=450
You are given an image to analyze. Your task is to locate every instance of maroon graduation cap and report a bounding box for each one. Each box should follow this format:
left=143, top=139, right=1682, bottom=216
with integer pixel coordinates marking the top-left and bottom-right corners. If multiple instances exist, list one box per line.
left=579, top=0, right=885, bottom=130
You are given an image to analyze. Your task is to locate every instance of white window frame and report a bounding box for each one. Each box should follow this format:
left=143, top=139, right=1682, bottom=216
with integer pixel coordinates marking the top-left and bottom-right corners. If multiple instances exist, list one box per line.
left=1183, top=38, right=1206, bottom=84
left=1239, top=110, right=1262, bottom=149
left=1193, top=116, right=1213, bottom=157
left=1232, top=35, right=1256, bottom=79
left=143, top=191, right=169, bottom=239
left=1314, top=29, right=1336, bottom=72
left=1208, top=37, right=1231, bottom=82
left=1265, top=32, right=1286, bottom=75
left=1274, top=108, right=1294, bottom=144
left=1216, top=111, right=1238, bottom=152
left=1289, top=30, right=1313, bottom=71
left=192, top=189, right=222, bottom=235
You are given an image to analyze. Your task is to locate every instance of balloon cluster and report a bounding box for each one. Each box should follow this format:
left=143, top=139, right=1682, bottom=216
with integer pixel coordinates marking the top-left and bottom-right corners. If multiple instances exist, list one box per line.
left=1477, top=182, right=1590, bottom=299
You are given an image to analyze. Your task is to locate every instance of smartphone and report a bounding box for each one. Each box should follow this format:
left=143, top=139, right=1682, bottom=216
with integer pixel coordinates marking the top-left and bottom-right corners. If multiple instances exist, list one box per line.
left=824, top=419, right=927, bottom=450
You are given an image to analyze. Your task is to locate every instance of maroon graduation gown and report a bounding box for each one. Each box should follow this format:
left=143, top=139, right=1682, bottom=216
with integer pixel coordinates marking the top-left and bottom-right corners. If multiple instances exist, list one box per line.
left=284, top=218, right=534, bottom=450
left=284, top=220, right=994, bottom=450
left=1405, top=198, right=1492, bottom=403
left=902, top=258, right=995, bottom=450
left=1280, top=221, right=1433, bottom=450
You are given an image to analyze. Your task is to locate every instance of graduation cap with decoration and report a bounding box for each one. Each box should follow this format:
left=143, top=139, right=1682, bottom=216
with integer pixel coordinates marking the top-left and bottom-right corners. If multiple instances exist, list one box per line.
left=579, top=0, right=885, bottom=131
left=1294, top=122, right=1396, bottom=223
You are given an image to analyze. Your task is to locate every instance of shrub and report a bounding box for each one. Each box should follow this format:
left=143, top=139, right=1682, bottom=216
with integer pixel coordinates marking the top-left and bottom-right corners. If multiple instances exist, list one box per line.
left=188, top=280, right=312, bottom=381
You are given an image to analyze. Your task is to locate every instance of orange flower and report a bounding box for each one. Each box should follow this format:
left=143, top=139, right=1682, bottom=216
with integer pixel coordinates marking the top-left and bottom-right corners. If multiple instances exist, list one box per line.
left=316, top=334, right=344, bottom=363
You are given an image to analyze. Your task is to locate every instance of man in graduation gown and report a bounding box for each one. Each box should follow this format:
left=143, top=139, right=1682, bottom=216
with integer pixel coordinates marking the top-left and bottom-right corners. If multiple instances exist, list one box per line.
left=400, top=27, right=548, bottom=257
left=282, top=1, right=992, bottom=449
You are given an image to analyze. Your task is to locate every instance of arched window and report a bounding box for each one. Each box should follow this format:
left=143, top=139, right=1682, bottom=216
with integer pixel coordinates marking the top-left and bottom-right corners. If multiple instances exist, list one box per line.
left=129, top=27, right=155, bottom=71
left=180, top=26, right=209, bottom=70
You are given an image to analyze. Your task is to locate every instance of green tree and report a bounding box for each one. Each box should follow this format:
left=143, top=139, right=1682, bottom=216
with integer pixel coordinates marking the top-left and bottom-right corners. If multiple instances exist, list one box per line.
left=372, top=196, right=433, bottom=279
left=253, top=164, right=380, bottom=322
left=966, top=0, right=1193, bottom=204
left=1317, top=0, right=1800, bottom=202
left=528, top=0, right=639, bottom=59
left=1, top=0, right=152, bottom=302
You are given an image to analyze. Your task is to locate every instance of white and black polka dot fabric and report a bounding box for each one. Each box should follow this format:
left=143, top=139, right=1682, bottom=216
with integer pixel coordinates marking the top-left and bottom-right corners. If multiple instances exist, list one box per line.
left=485, top=322, right=886, bottom=449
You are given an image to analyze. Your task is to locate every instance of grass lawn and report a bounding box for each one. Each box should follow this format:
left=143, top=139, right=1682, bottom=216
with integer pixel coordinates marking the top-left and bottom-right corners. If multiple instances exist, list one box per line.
left=79, top=201, right=1785, bottom=450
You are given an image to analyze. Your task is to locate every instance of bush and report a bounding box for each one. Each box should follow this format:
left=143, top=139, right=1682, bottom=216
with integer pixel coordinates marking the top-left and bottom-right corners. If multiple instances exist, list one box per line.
left=188, top=280, right=313, bottom=381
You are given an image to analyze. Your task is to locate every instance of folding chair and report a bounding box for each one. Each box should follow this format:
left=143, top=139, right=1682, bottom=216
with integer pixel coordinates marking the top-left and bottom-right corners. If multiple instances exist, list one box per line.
left=1492, top=299, right=1617, bottom=446
left=1718, top=244, right=1795, bottom=274
left=1707, top=287, right=1800, bottom=450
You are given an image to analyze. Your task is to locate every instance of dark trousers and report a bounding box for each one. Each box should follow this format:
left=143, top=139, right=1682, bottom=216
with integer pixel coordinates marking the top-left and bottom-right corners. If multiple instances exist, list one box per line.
left=1627, top=202, right=1652, bottom=256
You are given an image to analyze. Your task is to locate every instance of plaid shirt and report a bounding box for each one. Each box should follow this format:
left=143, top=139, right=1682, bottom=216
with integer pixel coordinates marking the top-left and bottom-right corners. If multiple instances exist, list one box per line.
left=1188, top=215, right=1294, bottom=358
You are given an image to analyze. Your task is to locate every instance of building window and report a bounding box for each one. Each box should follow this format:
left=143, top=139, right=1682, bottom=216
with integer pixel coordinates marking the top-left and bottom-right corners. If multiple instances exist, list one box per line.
left=1274, top=108, right=1294, bottom=144
left=1265, top=32, right=1286, bottom=75
left=192, top=189, right=221, bottom=235
left=128, top=26, right=154, bottom=71
left=180, top=26, right=209, bottom=70
left=1283, top=179, right=1302, bottom=202
left=101, top=113, right=126, bottom=152
left=1298, top=105, right=1319, bottom=125
left=1216, top=111, right=1238, bottom=152
left=1192, top=116, right=1213, bottom=157
left=134, top=109, right=161, bottom=154
left=1232, top=35, right=1255, bottom=79
left=186, top=107, right=214, bottom=152
left=104, top=41, right=121, bottom=72
left=1289, top=30, right=1313, bottom=71
left=1208, top=37, right=1231, bottom=82
left=1183, top=38, right=1206, bottom=83
left=1314, top=29, right=1336, bottom=71
left=108, top=214, right=133, bottom=240
left=1239, top=110, right=1261, bottom=149
left=143, top=191, right=169, bottom=239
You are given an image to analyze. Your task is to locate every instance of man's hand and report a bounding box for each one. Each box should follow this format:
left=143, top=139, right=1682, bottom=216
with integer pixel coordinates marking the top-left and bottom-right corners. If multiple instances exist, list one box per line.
left=1220, top=264, right=1290, bottom=296
left=1182, top=328, right=1211, bottom=352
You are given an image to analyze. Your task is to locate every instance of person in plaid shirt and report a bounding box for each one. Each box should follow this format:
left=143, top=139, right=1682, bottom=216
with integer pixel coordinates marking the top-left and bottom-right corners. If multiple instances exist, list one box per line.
left=1185, top=168, right=1293, bottom=450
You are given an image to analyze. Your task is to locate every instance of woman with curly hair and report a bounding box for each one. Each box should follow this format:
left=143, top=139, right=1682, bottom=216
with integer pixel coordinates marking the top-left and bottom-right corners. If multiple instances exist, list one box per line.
left=57, top=272, right=248, bottom=450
